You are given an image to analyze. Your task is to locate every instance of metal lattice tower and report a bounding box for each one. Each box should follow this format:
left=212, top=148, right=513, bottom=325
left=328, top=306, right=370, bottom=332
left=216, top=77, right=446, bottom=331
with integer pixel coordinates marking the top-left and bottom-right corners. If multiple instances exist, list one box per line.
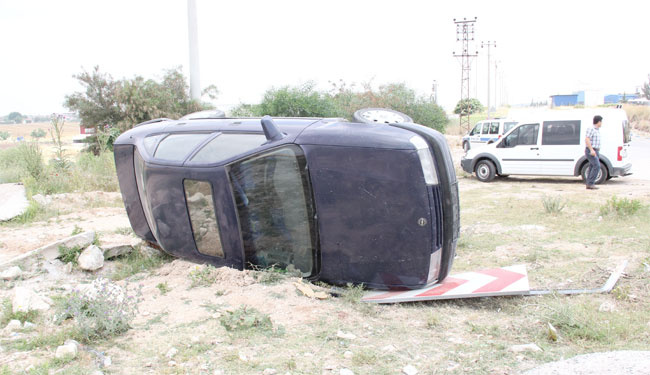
left=453, top=17, right=478, bottom=133
left=481, top=40, right=497, bottom=119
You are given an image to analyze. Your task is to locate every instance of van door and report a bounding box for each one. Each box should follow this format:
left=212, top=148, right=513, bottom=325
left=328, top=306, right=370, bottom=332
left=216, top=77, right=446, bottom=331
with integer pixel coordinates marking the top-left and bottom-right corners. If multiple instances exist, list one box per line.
left=539, top=120, right=582, bottom=175
left=496, top=123, right=542, bottom=175
left=469, top=122, right=483, bottom=148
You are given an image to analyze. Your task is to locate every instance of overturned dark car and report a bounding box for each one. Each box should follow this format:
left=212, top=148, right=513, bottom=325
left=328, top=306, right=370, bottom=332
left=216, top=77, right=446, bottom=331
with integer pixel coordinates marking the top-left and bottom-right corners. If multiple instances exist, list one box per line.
left=114, top=108, right=459, bottom=290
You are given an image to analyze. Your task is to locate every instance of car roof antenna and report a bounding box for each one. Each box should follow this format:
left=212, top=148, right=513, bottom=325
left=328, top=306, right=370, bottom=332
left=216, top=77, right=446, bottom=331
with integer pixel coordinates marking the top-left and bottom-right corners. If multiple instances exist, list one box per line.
left=261, top=115, right=286, bottom=142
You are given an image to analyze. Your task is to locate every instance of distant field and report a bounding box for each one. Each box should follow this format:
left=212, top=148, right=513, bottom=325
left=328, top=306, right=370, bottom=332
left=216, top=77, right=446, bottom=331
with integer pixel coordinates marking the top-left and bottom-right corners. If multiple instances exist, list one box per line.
left=0, top=121, right=85, bottom=158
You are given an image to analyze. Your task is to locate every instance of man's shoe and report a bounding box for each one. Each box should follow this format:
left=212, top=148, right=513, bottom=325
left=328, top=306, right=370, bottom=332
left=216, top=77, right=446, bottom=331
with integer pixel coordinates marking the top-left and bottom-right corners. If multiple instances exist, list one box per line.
left=586, top=185, right=599, bottom=190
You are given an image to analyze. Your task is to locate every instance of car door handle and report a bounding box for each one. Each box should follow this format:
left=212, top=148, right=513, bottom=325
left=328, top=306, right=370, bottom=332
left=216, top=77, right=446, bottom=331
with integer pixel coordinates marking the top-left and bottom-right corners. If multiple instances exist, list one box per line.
left=530, top=147, right=539, bottom=150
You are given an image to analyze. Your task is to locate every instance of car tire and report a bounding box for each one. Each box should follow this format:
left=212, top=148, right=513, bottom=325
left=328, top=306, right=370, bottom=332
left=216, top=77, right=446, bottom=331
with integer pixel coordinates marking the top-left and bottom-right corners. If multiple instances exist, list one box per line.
left=475, top=160, right=496, bottom=182
left=580, top=162, right=608, bottom=185
left=462, top=141, right=470, bottom=152
left=353, top=108, right=413, bottom=124
left=498, top=174, right=509, bottom=178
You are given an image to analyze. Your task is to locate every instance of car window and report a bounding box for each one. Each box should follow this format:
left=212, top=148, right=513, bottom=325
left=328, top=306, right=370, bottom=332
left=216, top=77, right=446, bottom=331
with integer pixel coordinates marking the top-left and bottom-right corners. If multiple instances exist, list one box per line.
left=228, top=145, right=316, bottom=277
left=470, top=123, right=481, bottom=135
left=154, top=133, right=212, bottom=161
left=504, top=122, right=517, bottom=134
left=503, top=127, right=519, bottom=147
left=184, top=180, right=224, bottom=258
left=189, top=133, right=267, bottom=164
left=143, top=134, right=166, bottom=155
left=518, top=124, right=539, bottom=145
left=481, top=123, right=490, bottom=134
left=623, top=120, right=631, bottom=143
left=490, top=122, right=499, bottom=134
left=542, top=120, right=581, bottom=145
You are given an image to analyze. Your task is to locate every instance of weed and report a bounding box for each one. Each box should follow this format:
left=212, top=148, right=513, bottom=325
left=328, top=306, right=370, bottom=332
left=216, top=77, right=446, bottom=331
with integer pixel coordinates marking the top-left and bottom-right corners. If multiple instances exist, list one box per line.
left=58, top=245, right=83, bottom=265
left=156, top=282, right=170, bottom=295
left=352, top=348, right=379, bottom=366
left=251, top=264, right=289, bottom=284
left=219, top=306, right=282, bottom=336
left=30, top=128, right=46, bottom=139
left=71, top=225, right=83, bottom=236
left=10, top=327, right=75, bottom=351
left=114, top=226, right=133, bottom=236
left=341, top=283, right=366, bottom=305
left=1, top=298, right=40, bottom=325
left=189, top=264, right=218, bottom=288
left=542, top=195, right=567, bottom=214
left=600, top=196, right=643, bottom=217
left=55, top=278, right=142, bottom=343
left=110, top=247, right=172, bottom=281
left=426, top=314, right=440, bottom=329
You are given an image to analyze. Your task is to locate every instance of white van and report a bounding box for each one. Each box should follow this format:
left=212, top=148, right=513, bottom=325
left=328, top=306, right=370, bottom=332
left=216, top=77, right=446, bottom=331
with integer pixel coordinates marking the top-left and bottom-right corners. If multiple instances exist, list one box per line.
left=460, top=108, right=632, bottom=183
left=461, top=118, right=518, bottom=152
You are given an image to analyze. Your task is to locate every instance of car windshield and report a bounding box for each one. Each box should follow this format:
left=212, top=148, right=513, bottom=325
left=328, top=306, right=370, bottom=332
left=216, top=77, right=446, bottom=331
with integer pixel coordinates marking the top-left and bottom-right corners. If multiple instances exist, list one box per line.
left=228, top=145, right=317, bottom=276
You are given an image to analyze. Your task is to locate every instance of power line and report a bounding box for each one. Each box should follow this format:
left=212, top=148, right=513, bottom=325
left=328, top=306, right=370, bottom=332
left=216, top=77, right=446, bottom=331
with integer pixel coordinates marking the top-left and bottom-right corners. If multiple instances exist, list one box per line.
left=453, top=17, right=478, bottom=133
left=481, top=40, right=497, bottom=119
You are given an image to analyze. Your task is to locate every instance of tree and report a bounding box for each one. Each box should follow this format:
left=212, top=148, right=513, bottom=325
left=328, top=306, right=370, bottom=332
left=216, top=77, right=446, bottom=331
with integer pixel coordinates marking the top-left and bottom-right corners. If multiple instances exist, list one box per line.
left=454, top=98, right=483, bottom=115
left=642, top=75, right=650, bottom=100
left=7, top=112, right=23, bottom=124
left=64, top=67, right=123, bottom=129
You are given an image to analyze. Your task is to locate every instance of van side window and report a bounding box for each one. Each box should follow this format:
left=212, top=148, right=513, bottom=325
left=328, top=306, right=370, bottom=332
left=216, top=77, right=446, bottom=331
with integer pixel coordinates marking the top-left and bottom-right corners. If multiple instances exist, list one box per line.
left=490, top=122, right=499, bottom=134
left=542, top=120, right=581, bottom=145
left=518, top=124, right=539, bottom=145
left=481, top=123, right=490, bottom=134
left=470, top=123, right=481, bottom=136
left=503, top=128, right=519, bottom=147
left=504, top=122, right=517, bottom=133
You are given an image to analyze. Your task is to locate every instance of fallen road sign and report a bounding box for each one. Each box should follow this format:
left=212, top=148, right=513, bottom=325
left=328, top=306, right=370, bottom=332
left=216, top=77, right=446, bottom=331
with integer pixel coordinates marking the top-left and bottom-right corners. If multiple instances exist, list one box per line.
left=361, top=261, right=627, bottom=304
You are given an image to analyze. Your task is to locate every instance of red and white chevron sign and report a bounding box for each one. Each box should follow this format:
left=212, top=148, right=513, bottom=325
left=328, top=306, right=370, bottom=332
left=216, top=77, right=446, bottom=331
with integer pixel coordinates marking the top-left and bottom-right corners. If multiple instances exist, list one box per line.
left=362, top=265, right=530, bottom=304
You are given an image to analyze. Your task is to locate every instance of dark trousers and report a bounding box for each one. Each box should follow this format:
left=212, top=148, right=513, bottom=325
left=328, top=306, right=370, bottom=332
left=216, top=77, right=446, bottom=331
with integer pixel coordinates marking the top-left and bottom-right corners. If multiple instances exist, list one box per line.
left=585, top=148, right=600, bottom=185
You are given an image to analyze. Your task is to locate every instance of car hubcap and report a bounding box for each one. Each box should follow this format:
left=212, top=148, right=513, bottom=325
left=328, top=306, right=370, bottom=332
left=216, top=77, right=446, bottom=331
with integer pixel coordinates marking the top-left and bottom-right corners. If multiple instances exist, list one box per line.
left=478, top=165, right=488, bottom=178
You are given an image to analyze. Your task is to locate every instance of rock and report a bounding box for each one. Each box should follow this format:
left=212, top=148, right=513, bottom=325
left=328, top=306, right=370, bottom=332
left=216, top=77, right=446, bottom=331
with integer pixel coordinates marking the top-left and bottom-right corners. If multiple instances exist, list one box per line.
left=510, top=343, right=542, bottom=353
left=1, top=266, right=22, bottom=280
left=547, top=323, right=558, bottom=342
left=102, top=356, right=112, bottom=367
left=191, top=336, right=200, bottom=344
left=340, top=369, right=354, bottom=375
left=403, top=365, right=418, bottom=375
left=168, top=361, right=177, bottom=367
left=238, top=352, right=248, bottom=362
left=64, top=339, right=81, bottom=350
left=166, top=347, right=178, bottom=359
left=343, top=351, right=353, bottom=359
left=78, top=245, right=104, bottom=271
left=5, top=320, right=22, bottom=332
left=102, top=244, right=134, bottom=260
left=101, top=235, right=139, bottom=259
left=213, top=370, right=224, bottom=375
left=337, top=330, right=356, bottom=340
left=32, top=194, right=52, bottom=206
left=25, top=365, right=35, bottom=372
left=64, top=262, right=73, bottom=273
left=90, top=371, right=104, bottom=375
left=263, top=369, right=278, bottom=375
left=139, top=244, right=161, bottom=258
left=0, top=231, right=95, bottom=267
left=12, top=287, right=51, bottom=313
left=78, top=278, right=125, bottom=305
left=599, top=301, right=617, bottom=312
left=382, top=344, right=396, bottom=352
left=55, top=343, right=78, bottom=359
left=0, top=183, right=29, bottom=221
left=23, top=322, right=36, bottom=330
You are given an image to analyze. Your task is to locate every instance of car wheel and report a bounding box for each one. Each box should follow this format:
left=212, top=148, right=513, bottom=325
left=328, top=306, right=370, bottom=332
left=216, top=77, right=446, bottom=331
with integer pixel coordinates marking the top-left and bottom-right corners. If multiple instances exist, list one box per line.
left=475, top=160, right=496, bottom=182
left=353, top=108, right=413, bottom=124
left=580, top=162, right=608, bottom=184
left=462, top=141, right=470, bottom=152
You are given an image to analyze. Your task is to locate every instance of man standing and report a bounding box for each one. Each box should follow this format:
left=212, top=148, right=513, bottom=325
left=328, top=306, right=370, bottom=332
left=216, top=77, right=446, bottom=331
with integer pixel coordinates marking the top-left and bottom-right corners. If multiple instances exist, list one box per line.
left=585, top=115, right=603, bottom=190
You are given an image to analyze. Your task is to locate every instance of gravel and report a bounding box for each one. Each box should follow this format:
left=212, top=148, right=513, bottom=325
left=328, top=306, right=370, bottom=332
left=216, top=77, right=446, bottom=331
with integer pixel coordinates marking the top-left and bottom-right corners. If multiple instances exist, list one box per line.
left=523, top=351, right=650, bottom=375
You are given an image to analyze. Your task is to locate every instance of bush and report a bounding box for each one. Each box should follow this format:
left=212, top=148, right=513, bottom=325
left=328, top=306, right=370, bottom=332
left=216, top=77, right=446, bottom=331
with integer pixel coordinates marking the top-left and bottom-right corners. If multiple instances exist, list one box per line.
left=30, top=128, right=46, bottom=139
left=55, top=278, right=141, bottom=342
left=0, top=131, right=9, bottom=140
left=542, top=195, right=567, bottom=214
left=599, top=196, right=643, bottom=217
left=454, top=98, right=483, bottom=115
left=219, top=306, right=280, bottom=336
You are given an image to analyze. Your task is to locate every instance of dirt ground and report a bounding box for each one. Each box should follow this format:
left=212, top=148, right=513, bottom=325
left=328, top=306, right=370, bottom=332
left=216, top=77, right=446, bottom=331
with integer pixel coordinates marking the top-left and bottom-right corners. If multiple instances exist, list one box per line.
left=0, top=121, right=85, bottom=159
left=0, top=137, right=648, bottom=375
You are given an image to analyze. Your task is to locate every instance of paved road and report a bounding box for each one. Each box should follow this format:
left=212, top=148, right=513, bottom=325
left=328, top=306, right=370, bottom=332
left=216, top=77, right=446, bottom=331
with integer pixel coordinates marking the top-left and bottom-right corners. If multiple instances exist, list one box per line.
left=630, top=133, right=650, bottom=180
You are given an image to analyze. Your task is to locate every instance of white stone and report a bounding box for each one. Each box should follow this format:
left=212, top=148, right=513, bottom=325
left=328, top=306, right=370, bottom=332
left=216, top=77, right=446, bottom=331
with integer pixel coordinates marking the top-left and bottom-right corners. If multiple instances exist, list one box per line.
left=22, top=322, right=36, bottom=330
left=336, top=330, right=356, bottom=340
left=599, top=301, right=617, bottom=312
left=103, top=356, right=112, bottom=367
left=168, top=361, right=177, bottom=367
left=238, top=352, right=248, bottom=361
left=55, top=343, right=78, bottom=359
left=0, top=183, right=29, bottom=221
left=25, top=365, right=35, bottom=372
left=31, top=194, right=52, bottom=206
left=102, top=244, right=134, bottom=260
left=77, top=245, right=104, bottom=271
left=5, top=320, right=22, bottom=332
left=91, top=371, right=104, bottom=375
left=139, top=245, right=161, bottom=258
left=340, top=369, right=354, bottom=375
left=1, top=266, right=22, bottom=280
left=403, top=365, right=418, bottom=375
left=343, top=351, right=354, bottom=359
left=166, top=347, right=178, bottom=359
left=382, top=344, right=396, bottom=352
left=213, top=370, right=224, bottom=375
left=263, top=369, right=277, bottom=375
left=509, top=343, right=542, bottom=353
left=12, top=287, right=51, bottom=313
left=191, top=336, right=200, bottom=343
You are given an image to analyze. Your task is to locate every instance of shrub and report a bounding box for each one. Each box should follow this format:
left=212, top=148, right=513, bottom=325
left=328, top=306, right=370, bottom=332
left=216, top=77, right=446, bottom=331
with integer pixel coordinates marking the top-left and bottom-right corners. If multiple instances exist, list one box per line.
left=55, top=278, right=141, bottom=342
left=542, top=195, right=567, bottom=214
left=58, top=245, right=83, bottom=264
left=599, top=196, right=643, bottom=217
left=0, top=131, right=9, bottom=140
left=219, top=306, right=280, bottom=336
left=189, top=264, right=218, bottom=288
left=30, top=128, right=46, bottom=139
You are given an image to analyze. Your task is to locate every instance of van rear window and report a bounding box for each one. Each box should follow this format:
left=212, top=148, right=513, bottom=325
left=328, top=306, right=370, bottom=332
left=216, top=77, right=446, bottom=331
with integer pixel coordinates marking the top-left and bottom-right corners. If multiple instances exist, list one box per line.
left=623, top=120, right=631, bottom=143
left=542, top=120, right=581, bottom=145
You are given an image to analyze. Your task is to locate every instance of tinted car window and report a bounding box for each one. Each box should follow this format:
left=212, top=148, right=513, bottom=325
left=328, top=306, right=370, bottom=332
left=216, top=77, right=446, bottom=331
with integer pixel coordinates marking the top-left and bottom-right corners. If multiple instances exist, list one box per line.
left=470, top=123, right=481, bottom=135
left=623, top=120, right=631, bottom=143
left=189, top=133, right=267, bottom=164
left=542, top=120, right=581, bottom=145
left=154, top=133, right=212, bottom=161
left=490, top=122, right=499, bottom=134
left=504, top=122, right=517, bottom=133
left=503, top=127, right=519, bottom=147
left=184, top=180, right=224, bottom=258
left=143, top=134, right=166, bottom=155
left=481, top=123, right=490, bottom=134
left=518, top=124, right=539, bottom=145
left=228, top=146, right=316, bottom=276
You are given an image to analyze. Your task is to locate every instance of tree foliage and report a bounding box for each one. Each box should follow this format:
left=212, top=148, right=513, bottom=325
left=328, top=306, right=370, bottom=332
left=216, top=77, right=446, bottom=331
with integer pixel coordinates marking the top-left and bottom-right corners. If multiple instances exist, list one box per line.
left=64, top=66, right=215, bottom=132
left=7, top=112, right=23, bottom=124
left=642, top=75, right=650, bottom=100
left=231, top=81, right=448, bottom=132
left=454, top=98, right=483, bottom=115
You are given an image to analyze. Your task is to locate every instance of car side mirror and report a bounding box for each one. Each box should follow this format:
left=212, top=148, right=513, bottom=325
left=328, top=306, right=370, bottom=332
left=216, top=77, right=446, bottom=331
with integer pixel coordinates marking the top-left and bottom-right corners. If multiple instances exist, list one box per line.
left=487, top=139, right=494, bottom=145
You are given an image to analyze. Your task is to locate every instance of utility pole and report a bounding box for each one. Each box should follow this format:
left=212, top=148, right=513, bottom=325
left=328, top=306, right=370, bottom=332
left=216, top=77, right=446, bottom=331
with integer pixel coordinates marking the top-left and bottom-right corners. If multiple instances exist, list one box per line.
left=481, top=40, right=496, bottom=119
left=453, top=17, right=478, bottom=133
left=187, top=0, right=201, bottom=100
left=431, top=80, right=438, bottom=104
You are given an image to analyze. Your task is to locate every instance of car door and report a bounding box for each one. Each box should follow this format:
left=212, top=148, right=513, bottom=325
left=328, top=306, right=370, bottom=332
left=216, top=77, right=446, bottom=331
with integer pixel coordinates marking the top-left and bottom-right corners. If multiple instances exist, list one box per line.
left=539, top=120, right=582, bottom=175
left=469, top=122, right=483, bottom=148
left=495, top=123, right=542, bottom=175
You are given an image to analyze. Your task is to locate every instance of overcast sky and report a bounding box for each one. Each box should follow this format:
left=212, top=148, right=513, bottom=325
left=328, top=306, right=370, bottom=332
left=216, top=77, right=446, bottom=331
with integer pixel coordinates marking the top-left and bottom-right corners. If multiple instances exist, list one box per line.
left=1, top=0, right=648, bottom=116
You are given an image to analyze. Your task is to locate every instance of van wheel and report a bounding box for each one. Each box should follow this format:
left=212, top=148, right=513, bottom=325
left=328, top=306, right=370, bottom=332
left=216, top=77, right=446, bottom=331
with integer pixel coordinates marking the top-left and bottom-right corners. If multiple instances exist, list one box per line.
left=580, top=162, right=608, bottom=185
left=462, top=141, right=470, bottom=152
left=475, top=160, right=496, bottom=182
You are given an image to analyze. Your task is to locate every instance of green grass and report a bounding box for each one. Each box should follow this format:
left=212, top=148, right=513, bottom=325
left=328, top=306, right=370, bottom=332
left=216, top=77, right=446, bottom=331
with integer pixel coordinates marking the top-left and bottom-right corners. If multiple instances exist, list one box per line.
left=1, top=298, right=40, bottom=325
left=110, top=247, right=173, bottom=280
